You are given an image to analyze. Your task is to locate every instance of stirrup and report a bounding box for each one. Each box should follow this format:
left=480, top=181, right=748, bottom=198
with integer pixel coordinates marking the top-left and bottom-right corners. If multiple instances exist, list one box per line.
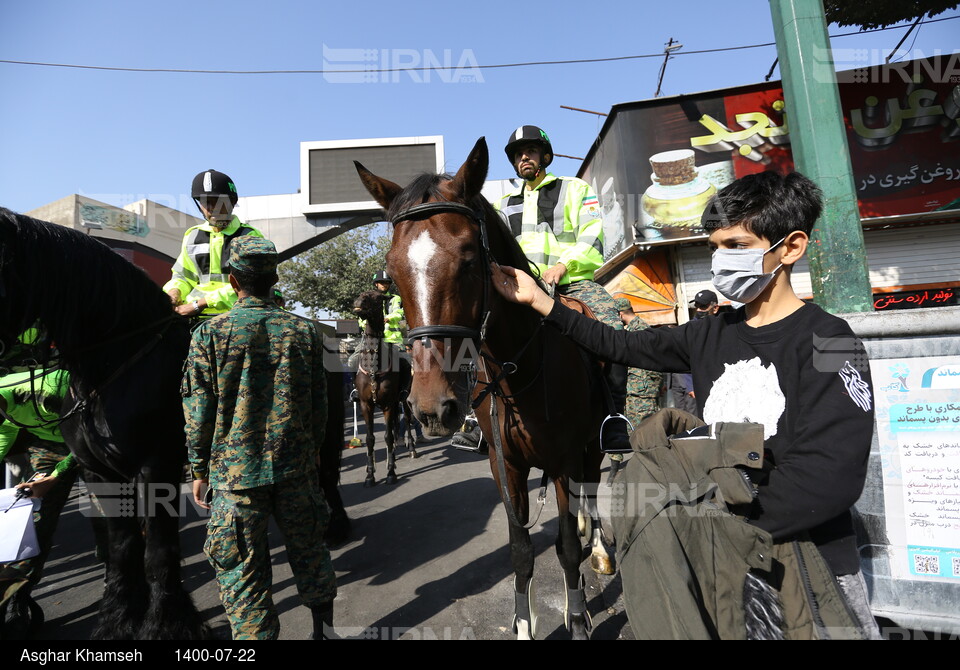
left=600, top=413, right=634, bottom=454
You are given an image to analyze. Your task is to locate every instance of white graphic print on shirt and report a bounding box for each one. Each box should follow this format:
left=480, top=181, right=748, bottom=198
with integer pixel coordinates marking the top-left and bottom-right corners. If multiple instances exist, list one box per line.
left=702, top=357, right=785, bottom=440
left=839, top=361, right=873, bottom=412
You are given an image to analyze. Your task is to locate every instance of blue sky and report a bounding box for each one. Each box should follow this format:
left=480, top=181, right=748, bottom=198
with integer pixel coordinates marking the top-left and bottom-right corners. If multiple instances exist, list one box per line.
left=1, top=1, right=958, bottom=215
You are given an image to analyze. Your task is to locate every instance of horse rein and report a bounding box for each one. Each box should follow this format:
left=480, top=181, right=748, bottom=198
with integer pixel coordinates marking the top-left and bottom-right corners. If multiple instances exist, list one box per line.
left=390, top=200, right=550, bottom=530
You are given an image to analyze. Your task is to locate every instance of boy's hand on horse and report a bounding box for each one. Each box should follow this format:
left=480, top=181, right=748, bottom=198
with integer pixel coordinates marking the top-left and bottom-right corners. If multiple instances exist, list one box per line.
left=490, top=263, right=554, bottom=316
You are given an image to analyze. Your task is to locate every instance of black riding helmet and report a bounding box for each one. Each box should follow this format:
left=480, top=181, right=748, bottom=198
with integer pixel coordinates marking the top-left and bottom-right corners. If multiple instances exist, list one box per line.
left=504, top=125, right=553, bottom=170
left=372, top=270, right=391, bottom=285
left=191, top=169, right=238, bottom=220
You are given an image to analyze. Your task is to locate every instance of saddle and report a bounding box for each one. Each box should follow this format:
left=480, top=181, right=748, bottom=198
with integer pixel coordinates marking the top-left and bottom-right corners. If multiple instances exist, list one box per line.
left=558, top=294, right=596, bottom=320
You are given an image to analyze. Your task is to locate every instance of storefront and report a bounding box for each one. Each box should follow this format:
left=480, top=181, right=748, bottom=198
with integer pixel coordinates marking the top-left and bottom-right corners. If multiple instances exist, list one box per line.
left=583, top=55, right=960, bottom=323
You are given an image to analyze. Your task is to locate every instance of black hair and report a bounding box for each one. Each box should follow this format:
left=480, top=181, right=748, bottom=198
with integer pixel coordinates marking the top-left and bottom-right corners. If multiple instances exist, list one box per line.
left=231, top=268, right=277, bottom=297
left=701, top=171, right=823, bottom=241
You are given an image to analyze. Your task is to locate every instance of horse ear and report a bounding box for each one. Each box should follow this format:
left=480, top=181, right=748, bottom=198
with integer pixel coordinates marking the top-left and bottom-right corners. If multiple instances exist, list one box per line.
left=355, top=161, right=403, bottom=210
left=450, top=137, right=488, bottom=202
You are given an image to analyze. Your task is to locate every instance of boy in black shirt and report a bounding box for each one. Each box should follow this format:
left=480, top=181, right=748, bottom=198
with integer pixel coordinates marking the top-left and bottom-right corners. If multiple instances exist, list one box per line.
left=492, top=171, right=879, bottom=638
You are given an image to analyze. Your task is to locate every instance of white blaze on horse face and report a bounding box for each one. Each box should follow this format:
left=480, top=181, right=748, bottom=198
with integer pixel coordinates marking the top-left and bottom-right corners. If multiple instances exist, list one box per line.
left=407, top=230, right=439, bottom=322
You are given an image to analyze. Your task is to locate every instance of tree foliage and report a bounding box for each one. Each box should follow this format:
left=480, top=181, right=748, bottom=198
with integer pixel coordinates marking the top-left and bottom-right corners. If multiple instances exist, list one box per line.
left=277, top=225, right=392, bottom=319
left=822, top=0, right=958, bottom=29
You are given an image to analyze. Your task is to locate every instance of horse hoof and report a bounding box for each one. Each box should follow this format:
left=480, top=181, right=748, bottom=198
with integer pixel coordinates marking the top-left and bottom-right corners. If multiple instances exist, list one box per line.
left=385, top=472, right=398, bottom=485
left=410, top=450, right=419, bottom=459
left=513, top=616, right=535, bottom=641
left=364, top=476, right=376, bottom=488
left=590, top=554, right=615, bottom=576
left=567, top=613, right=592, bottom=641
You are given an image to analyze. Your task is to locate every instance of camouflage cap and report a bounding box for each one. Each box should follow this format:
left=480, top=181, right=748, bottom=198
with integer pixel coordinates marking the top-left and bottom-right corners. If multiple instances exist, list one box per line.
left=230, top=236, right=278, bottom=275
left=614, top=297, right=633, bottom=313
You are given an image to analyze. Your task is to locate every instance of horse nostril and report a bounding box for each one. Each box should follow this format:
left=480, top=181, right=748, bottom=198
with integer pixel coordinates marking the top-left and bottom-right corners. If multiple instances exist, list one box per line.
left=440, top=398, right=461, bottom=424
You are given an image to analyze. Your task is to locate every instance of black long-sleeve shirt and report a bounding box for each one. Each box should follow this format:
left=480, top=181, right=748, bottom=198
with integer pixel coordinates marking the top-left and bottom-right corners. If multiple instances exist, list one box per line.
left=546, top=301, right=875, bottom=575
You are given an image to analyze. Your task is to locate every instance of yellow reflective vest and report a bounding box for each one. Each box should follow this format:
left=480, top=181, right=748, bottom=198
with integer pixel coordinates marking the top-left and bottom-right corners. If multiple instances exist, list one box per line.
left=163, top=216, right=264, bottom=317
left=496, top=173, right=604, bottom=285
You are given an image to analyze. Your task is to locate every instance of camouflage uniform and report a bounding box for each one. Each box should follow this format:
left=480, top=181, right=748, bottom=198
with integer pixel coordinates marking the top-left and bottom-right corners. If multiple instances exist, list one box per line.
left=182, top=237, right=336, bottom=641
left=622, top=318, right=663, bottom=427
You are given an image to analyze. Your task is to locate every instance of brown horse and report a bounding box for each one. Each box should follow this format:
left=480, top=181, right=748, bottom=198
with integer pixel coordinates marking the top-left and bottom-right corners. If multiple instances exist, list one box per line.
left=352, top=289, right=417, bottom=487
left=355, top=138, right=613, bottom=640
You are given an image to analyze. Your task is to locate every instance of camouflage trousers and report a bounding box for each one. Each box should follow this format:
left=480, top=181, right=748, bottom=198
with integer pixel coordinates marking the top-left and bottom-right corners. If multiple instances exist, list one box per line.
left=205, top=474, right=337, bottom=640
left=625, top=396, right=662, bottom=432
left=557, top=280, right=623, bottom=331
left=0, top=439, right=76, bottom=607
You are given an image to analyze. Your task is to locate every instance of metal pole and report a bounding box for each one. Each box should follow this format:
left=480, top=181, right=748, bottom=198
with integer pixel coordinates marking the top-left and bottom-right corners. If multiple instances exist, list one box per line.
left=769, top=0, right=873, bottom=314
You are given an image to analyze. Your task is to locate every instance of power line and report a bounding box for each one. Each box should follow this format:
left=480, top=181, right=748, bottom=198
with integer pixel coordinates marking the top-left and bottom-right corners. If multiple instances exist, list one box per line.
left=0, top=15, right=957, bottom=76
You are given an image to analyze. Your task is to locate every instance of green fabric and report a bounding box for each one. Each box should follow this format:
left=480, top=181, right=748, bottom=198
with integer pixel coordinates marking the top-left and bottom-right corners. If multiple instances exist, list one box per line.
left=0, top=370, right=69, bottom=454
left=182, top=296, right=327, bottom=489
left=613, top=408, right=862, bottom=640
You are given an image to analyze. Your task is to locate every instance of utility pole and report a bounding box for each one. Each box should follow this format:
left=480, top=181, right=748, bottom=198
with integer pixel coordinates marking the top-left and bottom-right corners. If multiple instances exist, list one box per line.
left=655, top=38, right=682, bottom=98
left=769, top=0, right=873, bottom=314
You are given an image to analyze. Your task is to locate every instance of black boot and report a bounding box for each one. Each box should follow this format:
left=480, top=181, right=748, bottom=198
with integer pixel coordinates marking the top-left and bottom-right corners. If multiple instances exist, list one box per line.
left=601, top=363, right=632, bottom=453
left=451, top=415, right=483, bottom=453
left=309, top=601, right=335, bottom=640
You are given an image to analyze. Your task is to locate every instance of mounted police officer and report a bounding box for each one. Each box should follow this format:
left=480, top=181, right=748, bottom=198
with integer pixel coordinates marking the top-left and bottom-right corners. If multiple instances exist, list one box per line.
left=165, top=169, right=264, bottom=319
left=496, top=125, right=631, bottom=453
left=348, top=271, right=406, bottom=392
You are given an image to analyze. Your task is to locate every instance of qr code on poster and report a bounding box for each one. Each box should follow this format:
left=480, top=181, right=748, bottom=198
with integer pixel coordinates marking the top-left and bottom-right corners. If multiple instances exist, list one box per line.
left=913, top=553, right=939, bottom=575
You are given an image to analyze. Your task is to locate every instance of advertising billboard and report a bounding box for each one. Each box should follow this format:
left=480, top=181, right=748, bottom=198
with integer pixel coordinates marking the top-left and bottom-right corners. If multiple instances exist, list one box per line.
left=581, top=55, right=960, bottom=257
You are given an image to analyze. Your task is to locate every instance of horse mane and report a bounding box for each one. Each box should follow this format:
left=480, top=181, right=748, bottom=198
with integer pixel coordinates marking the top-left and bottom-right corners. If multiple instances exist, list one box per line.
left=386, top=173, right=539, bottom=281
left=1, top=208, right=175, bottom=365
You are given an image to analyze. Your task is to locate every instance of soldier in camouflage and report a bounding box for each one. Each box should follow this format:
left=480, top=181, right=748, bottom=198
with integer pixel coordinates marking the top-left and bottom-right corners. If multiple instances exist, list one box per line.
left=608, top=298, right=664, bottom=482
left=615, top=298, right=663, bottom=425
left=182, top=235, right=336, bottom=640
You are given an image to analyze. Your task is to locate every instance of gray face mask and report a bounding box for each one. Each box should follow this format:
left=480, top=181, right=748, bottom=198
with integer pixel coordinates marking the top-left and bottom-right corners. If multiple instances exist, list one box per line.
left=710, top=237, right=785, bottom=305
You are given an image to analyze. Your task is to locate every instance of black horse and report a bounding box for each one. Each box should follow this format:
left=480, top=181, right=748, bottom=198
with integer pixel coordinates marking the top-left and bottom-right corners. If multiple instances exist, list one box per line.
left=0, top=208, right=205, bottom=639
left=0, top=208, right=350, bottom=637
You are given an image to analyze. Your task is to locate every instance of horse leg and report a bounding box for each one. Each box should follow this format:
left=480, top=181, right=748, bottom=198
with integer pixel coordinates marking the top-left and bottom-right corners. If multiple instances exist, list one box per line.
left=138, top=466, right=207, bottom=639
left=497, top=465, right=537, bottom=640
left=92, top=508, right=148, bottom=640
left=401, top=399, right=417, bottom=459
left=579, top=441, right=614, bottom=576
left=362, top=401, right=377, bottom=487
left=384, top=405, right=398, bottom=485
left=554, top=476, right=592, bottom=640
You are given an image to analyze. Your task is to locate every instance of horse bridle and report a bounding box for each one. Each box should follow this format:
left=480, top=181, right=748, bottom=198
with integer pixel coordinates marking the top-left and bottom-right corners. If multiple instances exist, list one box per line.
left=390, top=199, right=550, bottom=530
left=390, top=201, right=492, bottom=345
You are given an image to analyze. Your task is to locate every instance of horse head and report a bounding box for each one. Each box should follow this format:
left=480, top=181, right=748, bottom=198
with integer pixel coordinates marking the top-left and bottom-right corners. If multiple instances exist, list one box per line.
left=355, top=138, right=492, bottom=436
left=352, top=289, right=386, bottom=335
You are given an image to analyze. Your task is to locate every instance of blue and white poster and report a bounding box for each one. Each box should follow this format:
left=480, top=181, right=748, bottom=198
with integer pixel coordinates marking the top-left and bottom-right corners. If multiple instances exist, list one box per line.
left=871, top=356, right=960, bottom=583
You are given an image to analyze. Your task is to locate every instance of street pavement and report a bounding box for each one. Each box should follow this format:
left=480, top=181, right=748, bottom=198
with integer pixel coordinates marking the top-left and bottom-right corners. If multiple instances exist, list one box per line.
left=30, top=408, right=633, bottom=641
